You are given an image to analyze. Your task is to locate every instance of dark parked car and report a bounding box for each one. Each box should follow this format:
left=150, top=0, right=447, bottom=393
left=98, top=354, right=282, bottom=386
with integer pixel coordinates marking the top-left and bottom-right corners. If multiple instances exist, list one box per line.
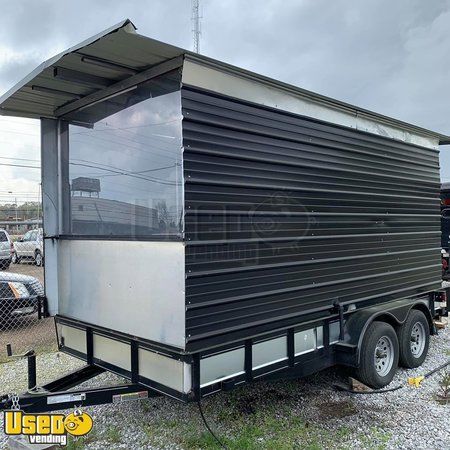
left=0, top=272, right=44, bottom=327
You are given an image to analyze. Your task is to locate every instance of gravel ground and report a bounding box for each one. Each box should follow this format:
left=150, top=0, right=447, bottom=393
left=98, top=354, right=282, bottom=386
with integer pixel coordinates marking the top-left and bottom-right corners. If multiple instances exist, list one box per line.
left=0, top=317, right=56, bottom=362
left=0, top=327, right=448, bottom=449
left=5, top=263, right=44, bottom=285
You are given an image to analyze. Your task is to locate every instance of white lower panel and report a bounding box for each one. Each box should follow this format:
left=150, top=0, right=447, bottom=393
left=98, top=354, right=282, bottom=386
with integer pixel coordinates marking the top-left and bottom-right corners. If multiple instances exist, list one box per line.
left=59, top=324, right=86, bottom=354
left=294, top=329, right=316, bottom=356
left=200, top=347, right=245, bottom=386
left=57, top=240, right=186, bottom=348
left=253, top=336, right=287, bottom=370
left=59, top=323, right=191, bottom=394
left=93, top=334, right=131, bottom=371
left=139, top=348, right=191, bottom=393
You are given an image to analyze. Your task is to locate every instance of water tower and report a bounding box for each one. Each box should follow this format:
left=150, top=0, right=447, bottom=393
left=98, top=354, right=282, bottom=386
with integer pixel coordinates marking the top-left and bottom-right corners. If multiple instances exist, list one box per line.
left=71, top=177, right=101, bottom=197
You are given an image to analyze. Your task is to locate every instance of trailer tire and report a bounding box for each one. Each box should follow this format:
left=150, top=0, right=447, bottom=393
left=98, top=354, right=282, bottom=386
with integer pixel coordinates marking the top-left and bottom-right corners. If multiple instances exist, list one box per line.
left=398, top=310, right=429, bottom=368
left=356, top=321, right=399, bottom=389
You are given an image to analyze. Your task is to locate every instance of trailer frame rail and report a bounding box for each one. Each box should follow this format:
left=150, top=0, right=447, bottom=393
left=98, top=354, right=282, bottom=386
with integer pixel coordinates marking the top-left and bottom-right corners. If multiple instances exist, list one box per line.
left=0, top=364, right=158, bottom=413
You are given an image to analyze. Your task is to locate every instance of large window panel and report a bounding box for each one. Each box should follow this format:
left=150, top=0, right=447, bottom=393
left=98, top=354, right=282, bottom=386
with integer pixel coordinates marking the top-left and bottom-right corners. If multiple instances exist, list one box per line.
left=67, top=71, right=183, bottom=238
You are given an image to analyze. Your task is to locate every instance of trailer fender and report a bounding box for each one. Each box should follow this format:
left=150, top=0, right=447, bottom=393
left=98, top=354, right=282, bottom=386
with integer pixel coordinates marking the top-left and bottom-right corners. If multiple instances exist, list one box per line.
left=335, top=298, right=433, bottom=367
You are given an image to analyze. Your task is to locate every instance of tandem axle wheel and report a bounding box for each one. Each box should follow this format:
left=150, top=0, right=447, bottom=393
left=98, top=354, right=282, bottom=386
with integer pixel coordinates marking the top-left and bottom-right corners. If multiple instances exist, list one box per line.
left=355, top=309, right=431, bottom=389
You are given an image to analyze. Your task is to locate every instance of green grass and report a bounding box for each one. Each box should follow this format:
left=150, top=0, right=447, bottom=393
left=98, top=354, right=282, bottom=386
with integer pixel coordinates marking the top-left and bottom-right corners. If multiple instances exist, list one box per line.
left=180, top=414, right=348, bottom=450
left=66, top=437, right=86, bottom=450
left=358, top=427, right=391, bottom=450
left=104, top=426, right=121, bottom=443
left=142, top=391, right=353, bottom=450
left=66, top=429, right=98, bottom=450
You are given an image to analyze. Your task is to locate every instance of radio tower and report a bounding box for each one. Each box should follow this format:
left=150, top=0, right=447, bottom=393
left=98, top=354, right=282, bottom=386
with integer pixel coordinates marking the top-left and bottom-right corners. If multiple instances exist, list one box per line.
left=192, top=0, right=201, bottom=53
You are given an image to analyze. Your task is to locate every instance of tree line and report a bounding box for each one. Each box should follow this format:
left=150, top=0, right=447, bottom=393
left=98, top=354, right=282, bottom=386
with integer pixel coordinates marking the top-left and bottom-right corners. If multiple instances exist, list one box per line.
left=0, top=202, right=42, bottom=221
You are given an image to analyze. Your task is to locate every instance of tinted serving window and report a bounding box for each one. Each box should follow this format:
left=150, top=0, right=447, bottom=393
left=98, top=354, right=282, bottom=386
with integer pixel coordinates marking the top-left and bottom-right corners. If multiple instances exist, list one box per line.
left=66, top=70, right=183, bottom=238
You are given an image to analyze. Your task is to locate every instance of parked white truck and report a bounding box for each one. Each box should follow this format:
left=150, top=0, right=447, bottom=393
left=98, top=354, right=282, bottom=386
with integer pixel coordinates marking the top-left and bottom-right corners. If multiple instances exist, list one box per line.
left=12, top=228, right=44, bottom=266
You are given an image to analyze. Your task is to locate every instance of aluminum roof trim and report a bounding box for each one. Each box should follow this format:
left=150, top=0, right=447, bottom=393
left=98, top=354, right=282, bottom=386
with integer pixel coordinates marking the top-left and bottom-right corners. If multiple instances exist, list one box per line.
left=183, top=53, right=450, bottom=146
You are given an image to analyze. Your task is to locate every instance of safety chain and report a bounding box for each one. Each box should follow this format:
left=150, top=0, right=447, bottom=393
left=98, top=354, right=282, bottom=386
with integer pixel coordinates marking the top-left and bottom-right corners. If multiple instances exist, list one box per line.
left=8, top=393, right=20, bottom=410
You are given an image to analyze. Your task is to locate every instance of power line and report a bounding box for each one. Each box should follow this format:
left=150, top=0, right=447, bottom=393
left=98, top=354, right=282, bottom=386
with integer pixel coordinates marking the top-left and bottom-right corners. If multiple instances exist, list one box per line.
left=0, top=194, right=40, bottom=197
left=0, top=156, right=40, bottom=162
left=69, top=161, right=177, bottom=186
left=0, top=162, right=40, bottom=169
left=96, top=163, right=177, bottom=179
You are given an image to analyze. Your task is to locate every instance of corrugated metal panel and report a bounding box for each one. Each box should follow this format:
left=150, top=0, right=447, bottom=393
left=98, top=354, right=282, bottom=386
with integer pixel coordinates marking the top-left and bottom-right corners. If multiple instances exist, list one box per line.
left=182, top=86, right=442, bottom=351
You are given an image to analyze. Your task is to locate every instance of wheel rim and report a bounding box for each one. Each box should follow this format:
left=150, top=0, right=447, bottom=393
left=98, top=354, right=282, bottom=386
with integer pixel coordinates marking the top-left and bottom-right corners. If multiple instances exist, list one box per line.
left=35, top=253, right=42, bottom=266
left=410, top=321, right=426, bottom=358
left=374, top=335, right=395, bottom=376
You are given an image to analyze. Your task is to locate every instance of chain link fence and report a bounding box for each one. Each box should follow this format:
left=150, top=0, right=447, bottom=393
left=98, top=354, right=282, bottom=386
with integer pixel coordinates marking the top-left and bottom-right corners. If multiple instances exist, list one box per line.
left=0, top=228, right=56, bottom=363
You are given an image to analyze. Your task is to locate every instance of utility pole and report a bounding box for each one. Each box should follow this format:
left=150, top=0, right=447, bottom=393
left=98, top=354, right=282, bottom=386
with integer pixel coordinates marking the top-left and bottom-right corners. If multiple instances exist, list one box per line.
left=37, top=182, right=41, bottom=226
left=192, top=0, right=201, bottom=53
left=15, top=197, right=18, bottom=232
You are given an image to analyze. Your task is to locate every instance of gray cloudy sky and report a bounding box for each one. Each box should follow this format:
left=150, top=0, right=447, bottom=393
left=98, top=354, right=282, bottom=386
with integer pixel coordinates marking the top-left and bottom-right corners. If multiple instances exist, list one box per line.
left=1, top=0, right=450, bottom=202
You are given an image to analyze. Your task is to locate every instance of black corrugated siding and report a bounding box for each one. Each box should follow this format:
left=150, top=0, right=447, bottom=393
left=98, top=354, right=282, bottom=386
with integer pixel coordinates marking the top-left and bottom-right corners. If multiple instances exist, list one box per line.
left=182, top=86, right=442, bottom=351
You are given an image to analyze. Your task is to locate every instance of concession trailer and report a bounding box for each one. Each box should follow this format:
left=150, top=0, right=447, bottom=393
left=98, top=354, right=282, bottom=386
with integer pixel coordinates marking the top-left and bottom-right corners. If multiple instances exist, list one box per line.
left=0, top=20, right=448, bottom=412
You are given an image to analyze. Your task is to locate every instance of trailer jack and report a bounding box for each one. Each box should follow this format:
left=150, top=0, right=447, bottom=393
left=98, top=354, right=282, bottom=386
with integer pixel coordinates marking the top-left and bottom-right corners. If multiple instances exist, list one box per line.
left=0, top=350, right=159, bottom=413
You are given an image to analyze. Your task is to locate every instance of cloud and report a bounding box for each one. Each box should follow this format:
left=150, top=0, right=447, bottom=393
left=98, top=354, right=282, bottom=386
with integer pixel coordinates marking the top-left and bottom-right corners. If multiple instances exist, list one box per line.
left=1, top=0, right=450, bottom=189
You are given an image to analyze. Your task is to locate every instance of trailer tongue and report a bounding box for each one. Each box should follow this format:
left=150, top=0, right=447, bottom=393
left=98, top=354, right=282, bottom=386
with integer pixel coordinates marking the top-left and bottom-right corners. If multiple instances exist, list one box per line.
left=0, top=19, right=448, bottom=412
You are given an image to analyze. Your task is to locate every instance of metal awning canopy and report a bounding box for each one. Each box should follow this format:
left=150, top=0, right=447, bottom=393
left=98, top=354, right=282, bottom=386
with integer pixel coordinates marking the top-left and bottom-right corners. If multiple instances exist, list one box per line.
left=1, top=18, right=449, bottom=145
left=0, top=19, right=184, bottom=121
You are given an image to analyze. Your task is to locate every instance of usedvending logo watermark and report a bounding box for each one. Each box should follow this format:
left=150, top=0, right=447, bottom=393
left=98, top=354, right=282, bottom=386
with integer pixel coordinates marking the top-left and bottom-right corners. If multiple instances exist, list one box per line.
left=4, top=409, right=93, bottom=446
left=249, top=191, right=312, bottom=245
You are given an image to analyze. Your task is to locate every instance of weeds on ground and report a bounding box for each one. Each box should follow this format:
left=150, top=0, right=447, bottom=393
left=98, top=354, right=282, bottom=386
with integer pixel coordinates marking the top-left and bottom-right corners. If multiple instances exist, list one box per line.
left=104, top=425, right=121, bottom=443
left=181, top=414, right=323, bottom=450
left=66, top=437, right=86, bottom=450
left=437, top=370, right=450, bottom=404
left=358, top=427, right=391, bottom=450
left=66, top=429, right=98, bottom=450
left=143, top=383, right=353, bottom=450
